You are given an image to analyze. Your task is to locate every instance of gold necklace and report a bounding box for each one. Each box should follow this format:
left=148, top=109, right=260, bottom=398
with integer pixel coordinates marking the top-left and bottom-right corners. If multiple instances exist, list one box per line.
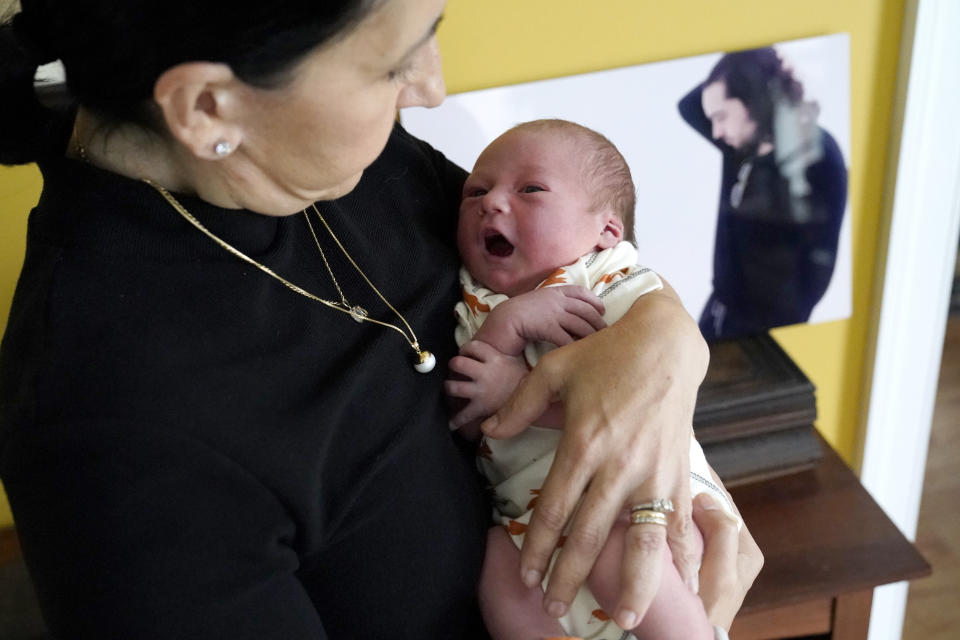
left=302, top=205, right=370, bottom=324
left=143, top=179, right=436, bottom=373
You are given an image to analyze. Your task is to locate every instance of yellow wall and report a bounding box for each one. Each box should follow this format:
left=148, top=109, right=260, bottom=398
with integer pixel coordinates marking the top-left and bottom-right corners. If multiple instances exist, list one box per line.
left=0, top=164, right=40, bottom=528
left=437, top=0, right=906, bottom=464
left=0, top=0, right=906, bottom=529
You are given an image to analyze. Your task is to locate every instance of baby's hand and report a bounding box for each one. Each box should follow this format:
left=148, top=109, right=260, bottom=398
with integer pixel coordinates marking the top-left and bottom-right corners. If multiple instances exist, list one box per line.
left=474, top=286, right=606, bottom=356
left=445, top=340, right=529, bottom=435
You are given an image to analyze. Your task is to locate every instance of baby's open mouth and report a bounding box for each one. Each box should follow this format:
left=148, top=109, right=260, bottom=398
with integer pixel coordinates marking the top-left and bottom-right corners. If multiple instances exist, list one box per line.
left=484, top=233, right=514, bottom=257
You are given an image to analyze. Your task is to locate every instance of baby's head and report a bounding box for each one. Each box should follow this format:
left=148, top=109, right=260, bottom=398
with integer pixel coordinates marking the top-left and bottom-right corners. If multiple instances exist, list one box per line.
left=457, top=119, right=636, bottom=296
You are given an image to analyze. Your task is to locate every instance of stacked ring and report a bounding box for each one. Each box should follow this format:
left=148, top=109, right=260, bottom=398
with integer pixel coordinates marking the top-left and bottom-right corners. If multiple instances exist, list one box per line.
left=631, top=498, right=675, bottom=514
left=629, top=509, right=668, bottom=527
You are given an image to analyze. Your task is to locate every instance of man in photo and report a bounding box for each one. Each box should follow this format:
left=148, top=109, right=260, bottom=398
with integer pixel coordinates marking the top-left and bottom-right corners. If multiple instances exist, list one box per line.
left=679, top=46, right=848, bottom=341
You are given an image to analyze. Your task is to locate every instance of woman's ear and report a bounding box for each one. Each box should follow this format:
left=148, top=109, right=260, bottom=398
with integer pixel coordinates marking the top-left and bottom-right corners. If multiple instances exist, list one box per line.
left=596, top=212, right=624, bottom=250
left=153, top=62, right=243, bottom=160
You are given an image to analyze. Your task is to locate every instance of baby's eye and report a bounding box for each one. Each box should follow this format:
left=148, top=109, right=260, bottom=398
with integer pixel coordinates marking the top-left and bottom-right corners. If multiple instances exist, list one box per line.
left=521, top=185, right=545, bottom=193
left=466, top=187, right=488, bottom=198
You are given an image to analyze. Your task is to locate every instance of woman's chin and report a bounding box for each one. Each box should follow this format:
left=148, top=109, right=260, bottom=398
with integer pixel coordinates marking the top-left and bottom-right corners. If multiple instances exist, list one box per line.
left=317, top=171, right=365, bottom=202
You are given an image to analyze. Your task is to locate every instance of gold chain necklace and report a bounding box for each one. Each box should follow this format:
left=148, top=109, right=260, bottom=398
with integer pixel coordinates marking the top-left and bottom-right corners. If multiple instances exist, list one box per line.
left=142, top=179, right=436, bottom=373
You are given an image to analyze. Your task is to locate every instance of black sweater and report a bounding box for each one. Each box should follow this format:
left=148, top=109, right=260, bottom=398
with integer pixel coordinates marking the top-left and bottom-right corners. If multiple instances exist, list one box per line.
left=0, top=125, right=490, bottom=639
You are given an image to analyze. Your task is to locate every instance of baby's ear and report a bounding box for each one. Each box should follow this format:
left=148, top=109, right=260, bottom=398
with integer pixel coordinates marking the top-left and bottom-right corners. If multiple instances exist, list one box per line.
left=596, top=212, right=624, bottom=249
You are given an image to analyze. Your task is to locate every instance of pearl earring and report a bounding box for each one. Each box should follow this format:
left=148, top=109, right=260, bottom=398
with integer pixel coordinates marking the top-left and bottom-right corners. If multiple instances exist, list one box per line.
left=214, top=140, right=233, bottom=157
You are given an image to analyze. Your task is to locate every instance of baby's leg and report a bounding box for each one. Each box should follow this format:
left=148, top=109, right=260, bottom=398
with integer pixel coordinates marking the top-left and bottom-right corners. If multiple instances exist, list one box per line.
left=587, top=519, right=714, bottom=640
left=479, top=526, right=567, bottom=640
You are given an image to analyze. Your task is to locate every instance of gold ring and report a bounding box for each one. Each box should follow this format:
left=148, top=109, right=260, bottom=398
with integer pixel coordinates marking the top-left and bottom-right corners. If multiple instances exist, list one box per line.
left=629, top=509, right=668, bottom=526
left=631, top=498, right=675, bottom=514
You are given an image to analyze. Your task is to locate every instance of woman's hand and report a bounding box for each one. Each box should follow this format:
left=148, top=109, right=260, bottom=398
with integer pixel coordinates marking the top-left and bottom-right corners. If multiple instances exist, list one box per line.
left=694, top=483, right=763, bottom=631
left=480, top=282, right=710, bottom=629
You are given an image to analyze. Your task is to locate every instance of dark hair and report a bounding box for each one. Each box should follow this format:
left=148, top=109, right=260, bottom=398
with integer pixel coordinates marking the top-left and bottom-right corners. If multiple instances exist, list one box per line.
left=510, top=119, right=637, bottom=243
left=0, top=0, right=385, bottom=165
left=705, top=46, right=805, bottom=143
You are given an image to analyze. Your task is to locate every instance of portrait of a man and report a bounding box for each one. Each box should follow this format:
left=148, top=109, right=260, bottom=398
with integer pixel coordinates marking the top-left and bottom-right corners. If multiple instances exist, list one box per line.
left=679, top=47, right=848, bottom=340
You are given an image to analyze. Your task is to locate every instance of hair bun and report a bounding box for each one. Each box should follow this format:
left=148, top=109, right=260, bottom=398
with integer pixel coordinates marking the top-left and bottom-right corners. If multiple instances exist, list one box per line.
left=11, top=6, right=58, bottom=67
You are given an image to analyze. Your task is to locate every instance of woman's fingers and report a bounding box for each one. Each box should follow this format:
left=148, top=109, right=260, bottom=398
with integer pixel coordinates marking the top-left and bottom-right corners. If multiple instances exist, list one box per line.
left=516, top=448, right=597, bottom=610
left=613, top=521, right=668, bottom=629
left=480, top=361, right=556, bottom=439
left=610, top=463, right=689, bottom=628
left=532, top=458, right=630, bottom=615
left=482, top=359, right=598, bottom=600
left=540, top=452, right=681, bottom=630
left=530, top=458, right=687, bottom=628
left=665, top=475, right=699, bottom=593
left=692, top=493, right=740, bottom=629
left=692, top=493, right=763, bottom=631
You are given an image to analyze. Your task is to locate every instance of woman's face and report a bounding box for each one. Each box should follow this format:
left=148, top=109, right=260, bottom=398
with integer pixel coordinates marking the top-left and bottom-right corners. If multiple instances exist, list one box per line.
left=235, top=0, right=447, bottom=206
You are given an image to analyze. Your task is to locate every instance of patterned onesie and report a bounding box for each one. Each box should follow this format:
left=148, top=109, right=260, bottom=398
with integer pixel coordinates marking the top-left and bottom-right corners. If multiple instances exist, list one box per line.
left=455, top=242, right=740, bottom=640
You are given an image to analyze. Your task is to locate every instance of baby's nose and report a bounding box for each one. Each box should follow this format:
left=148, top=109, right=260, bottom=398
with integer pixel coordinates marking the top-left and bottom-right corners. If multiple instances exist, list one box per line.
left=481, top=189, right=509, bottom=215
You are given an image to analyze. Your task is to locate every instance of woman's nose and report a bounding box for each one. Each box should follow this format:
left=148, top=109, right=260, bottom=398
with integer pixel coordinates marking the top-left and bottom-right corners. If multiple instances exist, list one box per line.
left=397, top=38, right=447, bottom=109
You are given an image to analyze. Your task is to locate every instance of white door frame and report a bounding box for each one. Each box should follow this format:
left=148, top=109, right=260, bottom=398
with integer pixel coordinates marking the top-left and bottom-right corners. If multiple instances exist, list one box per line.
left=860, top=0, right=960, bottom=638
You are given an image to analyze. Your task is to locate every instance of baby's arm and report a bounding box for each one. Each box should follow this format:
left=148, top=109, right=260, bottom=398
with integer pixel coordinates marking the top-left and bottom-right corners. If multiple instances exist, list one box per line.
left=473, top=286, right=606, bottom=356
left=447, top=286, right=604, bottom=433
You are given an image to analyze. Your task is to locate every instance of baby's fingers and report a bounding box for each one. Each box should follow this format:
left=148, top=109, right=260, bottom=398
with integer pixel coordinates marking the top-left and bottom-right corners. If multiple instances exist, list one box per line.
left=447, top=354, right=483, bottom=381
left=449, top=398, right=488, bottom=430
left=458, top=340, right=499, bottom=361
left=559, top=296, right=607, bottom=333
left=554, top=285, right=605, bottom=316
left=556, top=304, right=606, bottom=340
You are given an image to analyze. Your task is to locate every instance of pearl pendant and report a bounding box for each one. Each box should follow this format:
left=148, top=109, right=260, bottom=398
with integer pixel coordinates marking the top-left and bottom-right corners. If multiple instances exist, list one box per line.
left=414, top=350, right=436, bottom=373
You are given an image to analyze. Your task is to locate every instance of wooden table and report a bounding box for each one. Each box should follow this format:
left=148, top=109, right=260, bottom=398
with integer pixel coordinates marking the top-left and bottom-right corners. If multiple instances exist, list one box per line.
left=728, top=435, right=931, bottom=639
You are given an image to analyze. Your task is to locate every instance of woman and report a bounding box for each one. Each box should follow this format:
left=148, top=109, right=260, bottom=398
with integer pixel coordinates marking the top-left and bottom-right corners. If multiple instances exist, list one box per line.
left=0, top=0, right=760, bottom=637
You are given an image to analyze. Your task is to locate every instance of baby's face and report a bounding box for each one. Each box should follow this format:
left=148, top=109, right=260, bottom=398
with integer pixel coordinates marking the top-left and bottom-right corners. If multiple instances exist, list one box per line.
left=457, top=129, right=616, bottom=296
